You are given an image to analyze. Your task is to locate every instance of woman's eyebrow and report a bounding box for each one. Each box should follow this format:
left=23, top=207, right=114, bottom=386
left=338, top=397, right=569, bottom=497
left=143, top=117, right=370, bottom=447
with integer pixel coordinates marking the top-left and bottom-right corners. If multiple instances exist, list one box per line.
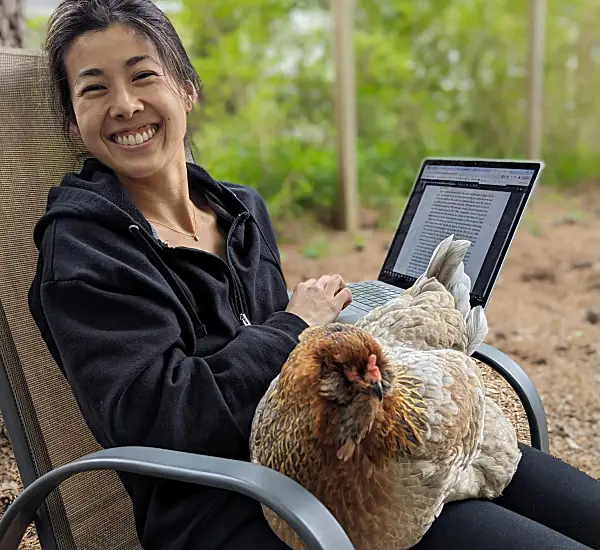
left=126, top=54, right=156, bottom=67
left=76, top=55, right=157, bottom=79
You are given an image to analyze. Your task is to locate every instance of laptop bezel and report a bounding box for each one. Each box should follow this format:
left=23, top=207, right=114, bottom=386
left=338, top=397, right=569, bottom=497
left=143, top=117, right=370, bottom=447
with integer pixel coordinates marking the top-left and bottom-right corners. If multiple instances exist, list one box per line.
left=377, top=157, right=545, bottom=309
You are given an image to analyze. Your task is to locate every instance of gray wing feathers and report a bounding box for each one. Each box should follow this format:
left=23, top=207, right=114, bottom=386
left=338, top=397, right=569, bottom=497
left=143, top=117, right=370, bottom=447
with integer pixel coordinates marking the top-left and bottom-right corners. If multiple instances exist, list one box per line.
left=465, top=306, right=488, bottom=355
left=249, top=373, right=280, bottom=461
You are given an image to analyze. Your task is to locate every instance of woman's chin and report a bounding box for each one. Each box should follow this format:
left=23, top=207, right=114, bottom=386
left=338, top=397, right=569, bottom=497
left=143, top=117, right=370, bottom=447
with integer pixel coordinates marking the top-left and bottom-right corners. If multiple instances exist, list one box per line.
left=89, top=136, right=186, bottom=181
left=94, top=148, right=167, bottom=179
left=114, top=159, right=166, bottom=180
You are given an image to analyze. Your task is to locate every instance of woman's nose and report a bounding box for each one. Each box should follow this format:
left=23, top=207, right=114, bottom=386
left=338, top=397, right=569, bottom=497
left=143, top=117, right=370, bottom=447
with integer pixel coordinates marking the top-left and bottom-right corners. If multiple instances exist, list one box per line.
left=109, top=87, right=143, bottom=119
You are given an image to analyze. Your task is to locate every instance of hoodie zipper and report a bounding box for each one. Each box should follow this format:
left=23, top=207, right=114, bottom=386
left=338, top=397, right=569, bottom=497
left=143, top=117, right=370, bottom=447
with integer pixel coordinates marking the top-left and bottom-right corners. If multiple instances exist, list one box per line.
left=226, top=212, right=251, bottom=326
left=199, top=190, right=252, bottom=327
left=132, top=211, right=251, bottom=329
left=239, top=313, right=251, bottom=326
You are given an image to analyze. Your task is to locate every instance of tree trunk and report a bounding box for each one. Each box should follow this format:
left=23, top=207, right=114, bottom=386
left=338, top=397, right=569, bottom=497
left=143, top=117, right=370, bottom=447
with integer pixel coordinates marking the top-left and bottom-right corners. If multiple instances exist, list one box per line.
left=0, top=0, right=25, bottom=48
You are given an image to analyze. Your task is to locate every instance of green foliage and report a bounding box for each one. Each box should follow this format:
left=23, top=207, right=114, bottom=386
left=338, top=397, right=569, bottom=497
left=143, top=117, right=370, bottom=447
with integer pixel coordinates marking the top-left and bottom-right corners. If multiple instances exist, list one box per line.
left=300, top=235, right=330, bottom=258
left=43, top=0, right=597, bottom=219
left=24, top=15, right=48, bottom=49
left=173, top=0, right=336, bottom=218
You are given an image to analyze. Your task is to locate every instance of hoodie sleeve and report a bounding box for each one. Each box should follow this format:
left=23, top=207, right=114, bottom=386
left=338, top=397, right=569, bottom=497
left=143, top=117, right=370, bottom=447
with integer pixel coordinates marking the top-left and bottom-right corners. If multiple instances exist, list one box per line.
left=39, top=275, right=308, bottom=459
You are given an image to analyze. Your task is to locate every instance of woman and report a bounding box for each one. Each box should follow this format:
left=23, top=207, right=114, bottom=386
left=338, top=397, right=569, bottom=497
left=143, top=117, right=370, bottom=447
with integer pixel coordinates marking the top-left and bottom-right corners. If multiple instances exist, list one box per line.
left=28, top=1, right=599, bottom=549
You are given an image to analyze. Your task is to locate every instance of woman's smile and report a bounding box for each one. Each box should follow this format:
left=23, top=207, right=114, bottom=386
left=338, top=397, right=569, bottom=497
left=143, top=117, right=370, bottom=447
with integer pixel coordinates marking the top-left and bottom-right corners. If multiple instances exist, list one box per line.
left=108, top=122, right=161, bottom=149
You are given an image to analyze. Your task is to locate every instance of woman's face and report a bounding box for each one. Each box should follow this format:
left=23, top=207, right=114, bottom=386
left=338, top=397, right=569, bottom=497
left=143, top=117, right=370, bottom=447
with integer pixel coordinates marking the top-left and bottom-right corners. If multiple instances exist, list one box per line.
left=64, top=23, right=196, bottom=180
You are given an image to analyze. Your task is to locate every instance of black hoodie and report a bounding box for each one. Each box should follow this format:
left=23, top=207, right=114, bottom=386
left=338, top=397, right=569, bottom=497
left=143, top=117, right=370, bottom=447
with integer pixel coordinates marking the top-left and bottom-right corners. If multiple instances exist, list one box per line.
left=28, top=158, right=308, bottom=550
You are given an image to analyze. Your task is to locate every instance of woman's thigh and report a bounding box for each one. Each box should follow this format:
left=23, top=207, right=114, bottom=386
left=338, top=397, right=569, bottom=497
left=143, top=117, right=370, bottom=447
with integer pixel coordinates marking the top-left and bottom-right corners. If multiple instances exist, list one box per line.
left=413, top=499, right=592, bottom=550
left=219, top=517, right=291, bottom=550
left=493, top=443, right=600, bottom=549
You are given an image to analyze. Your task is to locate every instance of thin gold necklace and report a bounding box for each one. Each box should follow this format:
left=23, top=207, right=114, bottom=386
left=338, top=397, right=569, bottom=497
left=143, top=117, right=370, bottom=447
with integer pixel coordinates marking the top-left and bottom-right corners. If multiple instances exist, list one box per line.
left=146, top=201, right=200, bottom=241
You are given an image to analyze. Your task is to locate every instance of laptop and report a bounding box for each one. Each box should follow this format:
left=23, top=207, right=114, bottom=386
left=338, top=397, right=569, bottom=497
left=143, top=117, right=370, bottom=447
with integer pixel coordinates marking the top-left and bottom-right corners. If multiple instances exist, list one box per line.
left=337, top=157, right=545, bottom=324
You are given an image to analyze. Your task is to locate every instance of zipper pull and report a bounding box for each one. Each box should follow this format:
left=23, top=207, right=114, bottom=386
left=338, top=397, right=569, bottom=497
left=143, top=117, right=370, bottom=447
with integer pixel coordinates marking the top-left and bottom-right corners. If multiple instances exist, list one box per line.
left=240, top=313, right=251, bottom=326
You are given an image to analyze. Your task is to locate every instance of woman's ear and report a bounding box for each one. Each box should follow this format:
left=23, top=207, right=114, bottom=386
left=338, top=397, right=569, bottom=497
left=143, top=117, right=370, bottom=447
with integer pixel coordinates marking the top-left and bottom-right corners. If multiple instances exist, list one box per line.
left=69, top=120, right=81, bottom=137
left=183, top=81, right=198, bottom=113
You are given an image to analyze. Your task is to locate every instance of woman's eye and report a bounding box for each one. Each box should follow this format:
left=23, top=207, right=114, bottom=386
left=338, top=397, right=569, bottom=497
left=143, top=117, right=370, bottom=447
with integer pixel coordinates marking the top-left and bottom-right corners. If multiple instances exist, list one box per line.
left=81, top=85, right=104, bottom=94
left=134, top=71, right=155, bottom=81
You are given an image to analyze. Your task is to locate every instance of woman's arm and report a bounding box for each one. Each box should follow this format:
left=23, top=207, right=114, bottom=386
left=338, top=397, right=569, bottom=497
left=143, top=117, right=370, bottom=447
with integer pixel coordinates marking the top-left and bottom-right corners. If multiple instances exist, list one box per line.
left=39, top=276, right=308, bottom=459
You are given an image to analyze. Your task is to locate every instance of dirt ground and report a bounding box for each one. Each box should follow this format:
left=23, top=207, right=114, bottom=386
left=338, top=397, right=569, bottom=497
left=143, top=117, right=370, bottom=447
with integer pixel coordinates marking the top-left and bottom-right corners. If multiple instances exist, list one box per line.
left=1, top=184, right=599, bottom=549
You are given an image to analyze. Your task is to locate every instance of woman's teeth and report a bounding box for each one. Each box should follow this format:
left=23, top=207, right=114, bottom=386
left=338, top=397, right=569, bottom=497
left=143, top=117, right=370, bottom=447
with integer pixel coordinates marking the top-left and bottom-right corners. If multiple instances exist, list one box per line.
left=113, top=124, right=159, bottom=146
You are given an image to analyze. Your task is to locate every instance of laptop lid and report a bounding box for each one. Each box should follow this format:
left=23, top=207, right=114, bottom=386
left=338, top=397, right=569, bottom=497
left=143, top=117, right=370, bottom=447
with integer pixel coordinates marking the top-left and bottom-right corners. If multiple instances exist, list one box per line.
left=378, top=158, right=544, bottom=309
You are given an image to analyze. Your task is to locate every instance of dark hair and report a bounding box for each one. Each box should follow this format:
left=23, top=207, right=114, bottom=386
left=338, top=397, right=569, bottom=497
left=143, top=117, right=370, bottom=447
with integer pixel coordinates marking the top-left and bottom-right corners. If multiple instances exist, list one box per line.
left=45, top=0, right=201, bottom=137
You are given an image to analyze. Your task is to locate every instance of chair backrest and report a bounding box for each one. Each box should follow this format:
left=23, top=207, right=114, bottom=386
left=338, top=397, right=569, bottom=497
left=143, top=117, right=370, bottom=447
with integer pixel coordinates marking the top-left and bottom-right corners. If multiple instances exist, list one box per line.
left=0, top=47, right=193, bottom=550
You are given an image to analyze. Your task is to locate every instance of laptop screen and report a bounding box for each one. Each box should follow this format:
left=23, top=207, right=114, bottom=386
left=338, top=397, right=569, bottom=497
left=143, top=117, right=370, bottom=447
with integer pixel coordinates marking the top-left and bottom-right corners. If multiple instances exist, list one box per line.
left=378, top=159, right=543, bottom=308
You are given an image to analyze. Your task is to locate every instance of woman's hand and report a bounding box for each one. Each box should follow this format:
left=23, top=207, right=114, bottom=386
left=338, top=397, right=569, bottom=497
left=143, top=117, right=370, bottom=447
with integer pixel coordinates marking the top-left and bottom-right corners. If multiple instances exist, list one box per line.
left=285, top=274, right=352, bottom=327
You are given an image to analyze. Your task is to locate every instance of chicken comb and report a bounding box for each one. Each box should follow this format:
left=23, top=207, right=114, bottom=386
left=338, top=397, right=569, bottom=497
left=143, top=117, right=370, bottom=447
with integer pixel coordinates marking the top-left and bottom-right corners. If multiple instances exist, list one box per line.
left=366, top=354, right=381, bottom=380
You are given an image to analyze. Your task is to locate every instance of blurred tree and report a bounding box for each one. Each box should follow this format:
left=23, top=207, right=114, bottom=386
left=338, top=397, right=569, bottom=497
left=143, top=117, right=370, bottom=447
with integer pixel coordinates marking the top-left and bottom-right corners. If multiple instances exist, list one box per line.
left=173, top=0, right=600, bottom=223
left=0, top=0, right=25, bottom=47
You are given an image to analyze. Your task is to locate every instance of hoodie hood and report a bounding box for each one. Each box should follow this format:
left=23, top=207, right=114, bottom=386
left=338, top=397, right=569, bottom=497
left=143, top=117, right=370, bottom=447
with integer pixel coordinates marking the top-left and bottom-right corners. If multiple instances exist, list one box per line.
left=33, top=157, right=248, bottom=249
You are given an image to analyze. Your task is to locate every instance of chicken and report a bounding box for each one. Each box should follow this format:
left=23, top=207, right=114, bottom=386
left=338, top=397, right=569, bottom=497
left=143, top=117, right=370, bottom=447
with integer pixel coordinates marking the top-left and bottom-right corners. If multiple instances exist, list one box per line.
left=356, top=235, right=520, bottom=501
left=249, top=235, right=521, bottom=550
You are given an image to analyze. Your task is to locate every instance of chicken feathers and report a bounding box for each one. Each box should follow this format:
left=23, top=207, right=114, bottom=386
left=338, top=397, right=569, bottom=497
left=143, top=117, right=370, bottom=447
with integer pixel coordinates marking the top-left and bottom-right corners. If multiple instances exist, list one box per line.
left=356, top=234, right=487, bottom=354
left=250, top=235, right=521, bottom=550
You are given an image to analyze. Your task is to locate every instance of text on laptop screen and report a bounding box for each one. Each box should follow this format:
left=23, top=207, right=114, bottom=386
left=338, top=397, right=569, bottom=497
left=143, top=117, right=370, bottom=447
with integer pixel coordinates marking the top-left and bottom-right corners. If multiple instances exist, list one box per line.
left=379, top=161, right=538, bottom=307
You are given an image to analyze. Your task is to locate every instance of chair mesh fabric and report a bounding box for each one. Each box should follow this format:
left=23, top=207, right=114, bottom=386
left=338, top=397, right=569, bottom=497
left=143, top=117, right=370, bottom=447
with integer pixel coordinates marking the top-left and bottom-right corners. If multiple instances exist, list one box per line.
left=0, top=46, right=192, bottom=550
left=0, top=46, right=532, bottom=550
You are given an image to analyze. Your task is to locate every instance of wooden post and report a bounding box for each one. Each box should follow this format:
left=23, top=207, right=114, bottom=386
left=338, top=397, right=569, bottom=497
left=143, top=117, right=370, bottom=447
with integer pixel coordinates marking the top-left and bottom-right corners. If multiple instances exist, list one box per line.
left=527, top=0, right=546, bottom=160
left=331, top=0, right=359, bottom=233
left=0, top=0, right=25, bottom=48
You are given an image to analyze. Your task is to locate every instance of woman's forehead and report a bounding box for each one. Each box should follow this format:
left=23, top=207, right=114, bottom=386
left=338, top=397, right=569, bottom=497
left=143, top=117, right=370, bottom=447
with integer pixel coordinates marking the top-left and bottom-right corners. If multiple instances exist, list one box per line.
left=65, top=24, right=159, bottom=77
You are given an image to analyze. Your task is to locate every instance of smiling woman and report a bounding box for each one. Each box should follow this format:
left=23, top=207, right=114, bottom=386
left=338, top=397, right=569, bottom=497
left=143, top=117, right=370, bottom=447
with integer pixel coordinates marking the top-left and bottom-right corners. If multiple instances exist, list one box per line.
left=63, top=29, right=195, bottom=182
left=23, top=2, right=600, bottom=550
left=27, top=1, right=354, bottom=550
left=46, top=13, right=199, bottom=236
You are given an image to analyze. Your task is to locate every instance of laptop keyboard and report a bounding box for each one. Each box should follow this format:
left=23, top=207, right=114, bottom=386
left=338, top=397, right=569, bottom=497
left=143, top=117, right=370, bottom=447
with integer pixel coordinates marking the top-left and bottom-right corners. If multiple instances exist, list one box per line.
left=348, top=281, right=403, bottom=311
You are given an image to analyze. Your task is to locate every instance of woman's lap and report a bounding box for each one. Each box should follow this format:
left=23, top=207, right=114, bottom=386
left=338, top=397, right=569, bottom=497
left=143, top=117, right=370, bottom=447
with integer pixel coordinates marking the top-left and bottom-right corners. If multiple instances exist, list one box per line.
left=413, top=499, right=592, bottom=550
left=221, top=444, right=600, bottom=550
left=415, top=443, right=600, bottom=550
left=493, top=443, right=600, bottom=549
left=229, top=502, right=592, bottom=550
left=219, top=516, right=290, bottom=550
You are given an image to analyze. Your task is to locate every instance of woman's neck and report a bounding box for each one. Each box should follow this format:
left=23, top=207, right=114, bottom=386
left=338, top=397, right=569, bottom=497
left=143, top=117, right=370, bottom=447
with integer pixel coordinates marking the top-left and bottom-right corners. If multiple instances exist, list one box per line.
left=117, top=148, right=196, bottom=232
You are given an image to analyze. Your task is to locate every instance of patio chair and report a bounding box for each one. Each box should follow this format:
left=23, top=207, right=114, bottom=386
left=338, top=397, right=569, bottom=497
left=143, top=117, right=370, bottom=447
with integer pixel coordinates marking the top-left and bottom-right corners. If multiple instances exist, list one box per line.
left=0, top=46, right=549, bottom=550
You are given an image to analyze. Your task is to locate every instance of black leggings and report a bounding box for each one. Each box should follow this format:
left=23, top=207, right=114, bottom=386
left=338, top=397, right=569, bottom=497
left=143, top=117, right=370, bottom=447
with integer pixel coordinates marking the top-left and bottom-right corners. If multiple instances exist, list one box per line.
left=413, top=443, right=600, bottom=549
left=224, top=443, right=600, bottom=550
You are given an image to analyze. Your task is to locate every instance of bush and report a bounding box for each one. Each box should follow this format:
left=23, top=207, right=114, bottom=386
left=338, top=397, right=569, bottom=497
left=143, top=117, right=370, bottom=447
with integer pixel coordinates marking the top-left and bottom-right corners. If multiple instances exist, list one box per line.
left=175, top=0, right=599, bottom=219
left=28, top=1, right=599, bottom=220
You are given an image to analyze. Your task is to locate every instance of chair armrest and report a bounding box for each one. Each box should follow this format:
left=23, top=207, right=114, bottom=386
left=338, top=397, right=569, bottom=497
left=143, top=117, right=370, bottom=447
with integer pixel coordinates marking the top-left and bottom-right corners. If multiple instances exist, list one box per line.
left=0, top=447, right=353, bottom=550
left=473, top=343, right=550, bottom=453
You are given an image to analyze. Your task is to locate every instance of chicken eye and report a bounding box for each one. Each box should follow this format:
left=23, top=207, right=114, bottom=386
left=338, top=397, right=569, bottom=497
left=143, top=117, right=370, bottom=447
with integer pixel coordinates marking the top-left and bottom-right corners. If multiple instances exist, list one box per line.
left=331, top=360, right=344, bottom=371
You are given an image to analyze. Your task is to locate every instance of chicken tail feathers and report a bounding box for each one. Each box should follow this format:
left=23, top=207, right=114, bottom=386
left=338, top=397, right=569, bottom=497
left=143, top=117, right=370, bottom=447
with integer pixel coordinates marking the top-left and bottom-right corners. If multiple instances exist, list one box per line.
left=465, top=306, right=488, bottom=355
left=446, top=262, right=471, bottom=318
left=422, top=234, right=471, bottom=287
left=420, top=235, right=489, bottom=352
left=415, top=235, right=473, bottom=315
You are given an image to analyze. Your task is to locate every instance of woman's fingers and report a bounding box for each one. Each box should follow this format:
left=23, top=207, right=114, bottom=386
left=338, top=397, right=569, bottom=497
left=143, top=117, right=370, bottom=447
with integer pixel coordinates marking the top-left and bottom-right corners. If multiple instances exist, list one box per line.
left=324, top=274, right=346, bottom=294
left=334, top=287, right=353, bottom=310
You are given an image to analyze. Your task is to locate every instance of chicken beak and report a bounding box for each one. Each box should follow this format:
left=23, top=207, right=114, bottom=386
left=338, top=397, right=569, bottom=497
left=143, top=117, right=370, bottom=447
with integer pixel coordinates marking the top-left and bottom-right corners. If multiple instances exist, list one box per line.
left=370, top=381, right=384, bottom=401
